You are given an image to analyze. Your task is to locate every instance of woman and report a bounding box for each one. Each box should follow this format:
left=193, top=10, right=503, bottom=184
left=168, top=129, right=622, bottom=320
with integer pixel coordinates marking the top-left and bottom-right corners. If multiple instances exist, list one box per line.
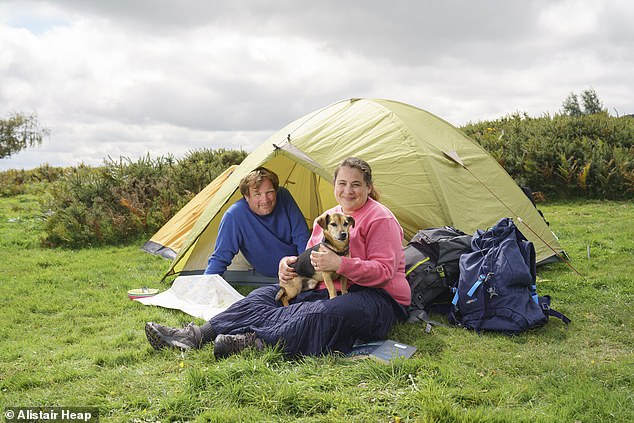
left=145, top=157, right=411, bottom=357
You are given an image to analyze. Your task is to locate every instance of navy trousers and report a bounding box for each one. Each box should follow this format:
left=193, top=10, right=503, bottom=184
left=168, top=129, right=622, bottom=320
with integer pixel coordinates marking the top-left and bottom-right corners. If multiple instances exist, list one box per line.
left=209, top=284, right=407, bottom=356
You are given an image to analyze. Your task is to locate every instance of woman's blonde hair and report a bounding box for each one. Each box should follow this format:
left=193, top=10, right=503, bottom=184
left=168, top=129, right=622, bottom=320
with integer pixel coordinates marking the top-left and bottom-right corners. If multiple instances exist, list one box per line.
left=333, top=157, right=380, bottom=201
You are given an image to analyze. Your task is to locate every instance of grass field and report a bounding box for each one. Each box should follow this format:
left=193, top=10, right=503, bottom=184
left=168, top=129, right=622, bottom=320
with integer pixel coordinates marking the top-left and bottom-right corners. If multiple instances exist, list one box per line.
left=0, top=195, right=632, bottom=422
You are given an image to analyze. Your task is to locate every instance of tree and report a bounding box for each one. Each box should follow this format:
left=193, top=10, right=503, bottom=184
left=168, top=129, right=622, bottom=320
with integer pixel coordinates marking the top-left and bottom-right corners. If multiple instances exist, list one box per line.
left=0, top=112, right=50, bottom=159
left=580, top=88, right=604, bottom=114
left=562, top=92, right=582, bottom=116
left=561, top=88, right=606, bottom=116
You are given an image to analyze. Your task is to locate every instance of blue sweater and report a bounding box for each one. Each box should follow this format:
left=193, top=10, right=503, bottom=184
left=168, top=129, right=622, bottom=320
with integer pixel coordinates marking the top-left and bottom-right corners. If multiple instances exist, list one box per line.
left=204, top=187, right=310, bottom=277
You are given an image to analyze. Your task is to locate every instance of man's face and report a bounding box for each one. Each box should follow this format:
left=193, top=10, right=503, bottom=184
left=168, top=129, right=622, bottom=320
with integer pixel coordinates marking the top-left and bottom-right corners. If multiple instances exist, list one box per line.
left=245, top=178, right=277, bottom=216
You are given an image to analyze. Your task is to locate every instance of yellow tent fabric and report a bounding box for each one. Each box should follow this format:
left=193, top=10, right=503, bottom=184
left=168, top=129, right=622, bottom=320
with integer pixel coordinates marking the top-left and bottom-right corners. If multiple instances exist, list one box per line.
left=142, top=165, right=238, bottom=259
left=159, top=98, right=563, bottom=280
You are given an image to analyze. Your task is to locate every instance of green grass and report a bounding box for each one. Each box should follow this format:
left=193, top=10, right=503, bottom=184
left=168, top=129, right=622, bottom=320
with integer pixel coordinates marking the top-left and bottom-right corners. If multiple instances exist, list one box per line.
left=0, top=195, right=632, bottom=422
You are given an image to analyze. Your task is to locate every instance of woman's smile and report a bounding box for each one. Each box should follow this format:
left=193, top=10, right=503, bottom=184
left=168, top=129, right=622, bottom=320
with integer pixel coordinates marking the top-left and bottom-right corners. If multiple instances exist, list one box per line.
left=334, top=166, right=371, bottom=214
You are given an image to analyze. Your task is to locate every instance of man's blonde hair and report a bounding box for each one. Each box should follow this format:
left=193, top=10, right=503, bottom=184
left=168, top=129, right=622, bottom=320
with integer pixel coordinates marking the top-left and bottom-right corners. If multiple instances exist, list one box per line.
left=239, top=167, right=280, bottom=196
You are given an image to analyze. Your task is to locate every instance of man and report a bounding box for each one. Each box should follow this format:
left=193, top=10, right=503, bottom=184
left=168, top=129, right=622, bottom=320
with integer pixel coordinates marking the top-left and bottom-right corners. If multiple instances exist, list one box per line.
left=204, top=167, right=310, bottom=278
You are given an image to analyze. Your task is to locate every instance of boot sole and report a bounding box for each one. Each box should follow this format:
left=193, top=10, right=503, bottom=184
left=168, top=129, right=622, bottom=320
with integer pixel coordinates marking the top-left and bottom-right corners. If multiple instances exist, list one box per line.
left=145, top=322, right=194, bottom=351
left=145, top=322, right=172, bottom=350
left=213, top=333, right=263, bottom=358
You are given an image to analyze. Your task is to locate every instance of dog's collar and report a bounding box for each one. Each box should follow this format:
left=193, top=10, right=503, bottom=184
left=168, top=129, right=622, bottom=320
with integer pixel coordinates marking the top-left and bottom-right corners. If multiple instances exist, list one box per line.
left=321, top=240, right=349, bottom=256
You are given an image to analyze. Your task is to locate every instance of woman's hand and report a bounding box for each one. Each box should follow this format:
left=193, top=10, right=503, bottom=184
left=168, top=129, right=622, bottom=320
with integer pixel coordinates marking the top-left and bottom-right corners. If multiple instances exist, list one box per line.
left=278, top=256, right=298, bottom=282
left=310, top=245, right=342, bottom=273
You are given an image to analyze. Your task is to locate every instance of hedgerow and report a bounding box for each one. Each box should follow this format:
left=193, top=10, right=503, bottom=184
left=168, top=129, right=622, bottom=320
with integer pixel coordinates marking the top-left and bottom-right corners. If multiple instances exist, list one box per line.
left=460, top=112, right=634, bottom=199
left=2, top=111, right=633, bottom=249
left=0, top=163, right=68, bottom=196
left=40, top=148, right=247, bottom=247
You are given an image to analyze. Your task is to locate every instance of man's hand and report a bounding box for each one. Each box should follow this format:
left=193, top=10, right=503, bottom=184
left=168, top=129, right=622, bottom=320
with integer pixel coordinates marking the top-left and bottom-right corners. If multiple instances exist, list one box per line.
left=278, top=256, right=298, bottom=282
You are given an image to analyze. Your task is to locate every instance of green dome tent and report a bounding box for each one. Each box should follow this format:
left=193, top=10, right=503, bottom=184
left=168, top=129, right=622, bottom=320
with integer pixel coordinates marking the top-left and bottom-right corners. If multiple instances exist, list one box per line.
left=142, top=164, right=238, bottom=260
left=150, top=98, right=564, bottom=282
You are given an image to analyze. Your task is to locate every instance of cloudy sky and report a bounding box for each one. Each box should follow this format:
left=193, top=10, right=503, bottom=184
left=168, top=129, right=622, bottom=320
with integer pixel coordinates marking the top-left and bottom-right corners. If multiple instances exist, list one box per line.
left=1, top=0, right=632, bottom=170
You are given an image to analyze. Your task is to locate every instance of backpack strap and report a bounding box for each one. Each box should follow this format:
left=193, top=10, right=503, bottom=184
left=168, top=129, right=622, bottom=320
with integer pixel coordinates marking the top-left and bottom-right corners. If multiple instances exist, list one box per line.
left=539, top=295, right=572, bottom=324
left=405, top=256, right=431, bottom=277
left=407, top=309, right=448, bottom=334
left=467, top=273, right=487, bottom=297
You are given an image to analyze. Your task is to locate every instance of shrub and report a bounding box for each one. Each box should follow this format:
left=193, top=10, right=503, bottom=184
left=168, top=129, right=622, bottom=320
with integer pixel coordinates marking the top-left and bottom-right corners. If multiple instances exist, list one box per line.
left=461, top=113, right=634, bottom=199
left=172, top=148, right=248, bottom=195
left=41, top=149, right=246, bottom=248
left=0, top=164, right=68, bottom=196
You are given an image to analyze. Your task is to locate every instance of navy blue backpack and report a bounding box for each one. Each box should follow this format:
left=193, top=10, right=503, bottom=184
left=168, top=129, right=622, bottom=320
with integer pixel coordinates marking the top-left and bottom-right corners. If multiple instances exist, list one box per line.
left=449, top=217, right=570, bottom=334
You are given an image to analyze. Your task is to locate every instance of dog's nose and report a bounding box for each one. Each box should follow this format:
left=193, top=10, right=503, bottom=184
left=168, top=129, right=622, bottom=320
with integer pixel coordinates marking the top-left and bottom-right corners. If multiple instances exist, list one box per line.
left=339, top=232, right=348, bottom=240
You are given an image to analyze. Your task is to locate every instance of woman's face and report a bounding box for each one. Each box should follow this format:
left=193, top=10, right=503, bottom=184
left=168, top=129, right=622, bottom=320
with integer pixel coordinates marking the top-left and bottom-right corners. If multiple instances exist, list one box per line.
left=334, top=165, right=371, bottom=214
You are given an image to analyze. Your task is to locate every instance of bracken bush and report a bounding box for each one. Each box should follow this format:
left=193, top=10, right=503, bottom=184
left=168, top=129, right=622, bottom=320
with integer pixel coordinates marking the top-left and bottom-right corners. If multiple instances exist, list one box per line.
left=0, top=163, right=68, bottom=196
left=171, top=148, right=248, bottom=195
left=40, top=148, right=247, bottom=248
left=460, top=112, right=634, bottom=199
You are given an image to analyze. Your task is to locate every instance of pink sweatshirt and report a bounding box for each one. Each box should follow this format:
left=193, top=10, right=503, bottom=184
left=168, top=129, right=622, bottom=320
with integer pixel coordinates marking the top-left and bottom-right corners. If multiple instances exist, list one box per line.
left=307, top=197, right=411, bottom=306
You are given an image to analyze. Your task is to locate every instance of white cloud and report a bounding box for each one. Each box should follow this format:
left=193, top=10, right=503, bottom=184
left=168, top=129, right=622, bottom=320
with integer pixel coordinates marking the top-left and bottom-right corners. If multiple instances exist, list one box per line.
left=1, top=0, right=633, bottom=170
left=538, top=0, right=601, bottom=37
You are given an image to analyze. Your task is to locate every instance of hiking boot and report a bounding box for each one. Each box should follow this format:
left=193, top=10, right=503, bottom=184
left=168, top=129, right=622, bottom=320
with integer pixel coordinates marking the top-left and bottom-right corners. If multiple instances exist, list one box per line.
left=213, top=333, right=264, bottom=358
left=145, top=321, right=202, bottom=351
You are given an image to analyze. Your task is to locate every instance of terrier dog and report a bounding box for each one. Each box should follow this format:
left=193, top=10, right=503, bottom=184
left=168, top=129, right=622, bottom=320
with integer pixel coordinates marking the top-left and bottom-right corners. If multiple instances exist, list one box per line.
left=275, top=211, right=354, bottom=306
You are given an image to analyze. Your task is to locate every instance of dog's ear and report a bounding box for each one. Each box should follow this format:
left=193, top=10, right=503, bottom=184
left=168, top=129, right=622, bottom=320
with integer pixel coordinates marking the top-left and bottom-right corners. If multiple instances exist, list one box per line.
left=347, top=216, right=355, bottom=228
left=316, top=212, right=330, bottom=229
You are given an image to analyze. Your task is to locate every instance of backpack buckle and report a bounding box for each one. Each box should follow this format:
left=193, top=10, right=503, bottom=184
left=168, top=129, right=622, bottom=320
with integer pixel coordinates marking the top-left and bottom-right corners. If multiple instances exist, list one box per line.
left=436, top=265, right=445, bottom=278
left=487, top=287, right=498, bottom=298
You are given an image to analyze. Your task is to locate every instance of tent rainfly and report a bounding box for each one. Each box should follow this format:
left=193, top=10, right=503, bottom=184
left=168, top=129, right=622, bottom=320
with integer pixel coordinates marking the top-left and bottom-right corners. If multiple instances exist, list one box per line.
left=142, top=165, right=238, bottom=260
left=145, top=98, right=564, bottom=282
